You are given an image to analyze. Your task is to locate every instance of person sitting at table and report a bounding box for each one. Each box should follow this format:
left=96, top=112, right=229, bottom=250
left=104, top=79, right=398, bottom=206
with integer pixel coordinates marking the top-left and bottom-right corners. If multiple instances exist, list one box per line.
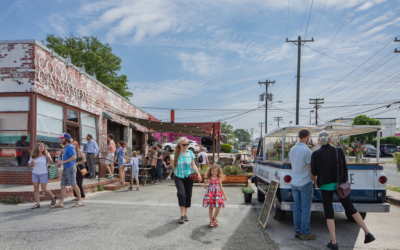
left=163, top=155, right=173, bottom=180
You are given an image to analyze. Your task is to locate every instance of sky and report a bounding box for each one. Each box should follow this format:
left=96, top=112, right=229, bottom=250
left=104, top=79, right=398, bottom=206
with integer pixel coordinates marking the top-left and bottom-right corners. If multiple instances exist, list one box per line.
left=1, top=0, right=400, bottom=139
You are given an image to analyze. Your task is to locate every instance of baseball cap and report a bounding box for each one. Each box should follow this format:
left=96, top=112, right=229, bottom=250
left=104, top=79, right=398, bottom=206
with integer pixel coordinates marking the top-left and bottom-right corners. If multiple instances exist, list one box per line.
left=58, top=133, right=71, bottom=139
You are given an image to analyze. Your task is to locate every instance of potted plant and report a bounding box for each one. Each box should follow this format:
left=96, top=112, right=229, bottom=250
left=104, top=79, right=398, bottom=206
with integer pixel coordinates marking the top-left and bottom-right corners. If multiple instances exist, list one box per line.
left=392, top=152, right=400, bottom=173
left=242, top=186, right=255, bottom=203
left=222, top=165, right=248, bottom=183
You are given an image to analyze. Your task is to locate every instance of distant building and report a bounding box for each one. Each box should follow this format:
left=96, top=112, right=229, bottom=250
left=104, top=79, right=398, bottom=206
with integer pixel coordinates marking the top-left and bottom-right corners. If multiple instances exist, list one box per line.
left=326, top=117, right=396, bottom=138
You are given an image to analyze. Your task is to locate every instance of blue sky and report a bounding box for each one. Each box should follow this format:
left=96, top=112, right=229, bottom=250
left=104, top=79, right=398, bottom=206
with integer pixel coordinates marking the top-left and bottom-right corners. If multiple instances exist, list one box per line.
left=2, top=0, right=400, bottom=138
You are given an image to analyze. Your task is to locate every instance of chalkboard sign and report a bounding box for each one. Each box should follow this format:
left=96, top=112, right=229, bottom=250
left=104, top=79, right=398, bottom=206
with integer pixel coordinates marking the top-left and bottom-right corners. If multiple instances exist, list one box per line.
left=258, top=179, right=279, bottom=228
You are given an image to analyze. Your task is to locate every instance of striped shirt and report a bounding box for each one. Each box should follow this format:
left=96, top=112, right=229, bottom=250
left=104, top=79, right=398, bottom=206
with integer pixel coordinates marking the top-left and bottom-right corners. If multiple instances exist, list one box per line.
left=174, top=150, right=195, bottom=178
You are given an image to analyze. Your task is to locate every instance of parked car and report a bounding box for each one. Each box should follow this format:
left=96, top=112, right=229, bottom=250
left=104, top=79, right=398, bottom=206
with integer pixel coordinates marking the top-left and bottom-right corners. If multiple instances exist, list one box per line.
left=162, top=140, right=200, bottom=153
left=397, top=146, right=400, bottom=152
left=379, top=144, right=398, bottom=157
left=363, top=144, right=377, bottom=157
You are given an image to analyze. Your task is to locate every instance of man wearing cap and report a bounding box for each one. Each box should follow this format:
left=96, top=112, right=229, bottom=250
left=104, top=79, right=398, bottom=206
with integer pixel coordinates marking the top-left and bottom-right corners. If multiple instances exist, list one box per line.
left=51, top=133, right=83, bottom=208
left=86, top=134, right=99, bottom=179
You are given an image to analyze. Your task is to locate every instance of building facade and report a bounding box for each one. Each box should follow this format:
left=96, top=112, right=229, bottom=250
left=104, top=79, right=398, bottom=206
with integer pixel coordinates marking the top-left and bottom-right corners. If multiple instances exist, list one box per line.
left=0, top=40, right=150, bottom=184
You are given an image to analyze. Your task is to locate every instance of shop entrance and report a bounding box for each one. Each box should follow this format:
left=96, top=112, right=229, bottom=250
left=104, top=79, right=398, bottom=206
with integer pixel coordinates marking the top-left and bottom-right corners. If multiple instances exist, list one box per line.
left=67, top=125, right=79, bottom=142
left=107, top=120, right=125, bottom=143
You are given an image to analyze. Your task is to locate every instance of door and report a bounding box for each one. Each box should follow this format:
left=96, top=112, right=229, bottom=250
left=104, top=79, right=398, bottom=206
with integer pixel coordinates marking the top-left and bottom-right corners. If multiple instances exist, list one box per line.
left=67, top=126, right=79, bottom=142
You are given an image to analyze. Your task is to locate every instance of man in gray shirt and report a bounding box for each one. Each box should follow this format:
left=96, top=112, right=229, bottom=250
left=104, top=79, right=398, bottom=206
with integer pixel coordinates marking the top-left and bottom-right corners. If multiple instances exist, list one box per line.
left=289, top=129, right=317, bottom=241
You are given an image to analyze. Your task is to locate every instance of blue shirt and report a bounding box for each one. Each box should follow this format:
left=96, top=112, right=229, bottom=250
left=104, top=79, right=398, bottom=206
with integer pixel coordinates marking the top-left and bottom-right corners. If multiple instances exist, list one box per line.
left=174, top=150, right=195, bottom=178
left=86, top=139, right=99, bottom=156
left=289, top=142, right=313, bottom=186
left=63, top=144, right=76, bottom=169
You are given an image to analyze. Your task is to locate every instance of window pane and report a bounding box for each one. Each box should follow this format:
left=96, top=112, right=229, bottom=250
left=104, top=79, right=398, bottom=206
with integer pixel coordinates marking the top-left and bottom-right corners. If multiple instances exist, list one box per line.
left=0, top=148, right=30, bottom=166
left=37, top=131, right=62, bottom=149
left=81, top=113, right=96, bottom=128
left=0, top=97, right=29, bottom=111
left=67, top=109, right=79, bottom=123
left=0, top=113, right=28, bottom=130
left=0, top=131, right=30, bottom=147
left=81, top=126, right=97, bottom=151
left=37, top=115, right=63, bottom=135
left=37, top=98, right=63, bottom=120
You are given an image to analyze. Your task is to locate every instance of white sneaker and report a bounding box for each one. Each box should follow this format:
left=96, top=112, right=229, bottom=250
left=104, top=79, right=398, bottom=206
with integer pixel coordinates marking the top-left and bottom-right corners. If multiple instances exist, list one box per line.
left=166, top=176, right=171, bottom=180
left=155, top=182, right=160, bottom=185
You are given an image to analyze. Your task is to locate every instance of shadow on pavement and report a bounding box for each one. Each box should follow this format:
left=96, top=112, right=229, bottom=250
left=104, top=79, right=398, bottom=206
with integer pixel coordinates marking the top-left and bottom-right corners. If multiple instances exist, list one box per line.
left=145, top=219, right=182, bottom=238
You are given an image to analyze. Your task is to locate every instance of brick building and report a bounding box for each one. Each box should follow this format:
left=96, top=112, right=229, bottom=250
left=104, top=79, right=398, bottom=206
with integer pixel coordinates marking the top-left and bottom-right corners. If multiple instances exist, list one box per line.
left=0, top=39, right=151, bottom=185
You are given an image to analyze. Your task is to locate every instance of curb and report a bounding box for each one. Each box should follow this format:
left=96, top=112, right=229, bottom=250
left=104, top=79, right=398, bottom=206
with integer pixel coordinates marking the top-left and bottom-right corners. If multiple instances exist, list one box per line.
left=386, top=196, right=400, bottom=207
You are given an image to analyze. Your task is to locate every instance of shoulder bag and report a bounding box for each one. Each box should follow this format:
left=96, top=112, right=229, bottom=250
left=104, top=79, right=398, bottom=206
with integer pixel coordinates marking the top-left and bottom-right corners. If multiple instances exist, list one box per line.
left=47, top=154, right=60, bottom=180
left=335, top=147, right=351, bottom=199
left=76, top=151, right=88, bottom=176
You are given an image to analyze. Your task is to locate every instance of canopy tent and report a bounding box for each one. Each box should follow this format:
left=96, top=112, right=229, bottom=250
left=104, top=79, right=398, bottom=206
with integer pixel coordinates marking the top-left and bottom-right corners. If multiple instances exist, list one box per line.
left=108, top=112, right=208, bottom=136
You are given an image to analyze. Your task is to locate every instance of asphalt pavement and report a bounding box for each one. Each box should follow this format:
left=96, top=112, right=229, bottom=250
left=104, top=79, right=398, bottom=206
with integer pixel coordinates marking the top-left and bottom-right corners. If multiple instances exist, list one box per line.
left=1, top=180, right=400, bottom=250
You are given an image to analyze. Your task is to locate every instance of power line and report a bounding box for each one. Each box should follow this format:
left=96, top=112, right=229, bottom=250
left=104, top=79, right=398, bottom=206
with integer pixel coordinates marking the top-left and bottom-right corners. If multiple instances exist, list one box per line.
left=313, top=0, right=327, bottom=37
left=304, top=0, right=314, bottom=40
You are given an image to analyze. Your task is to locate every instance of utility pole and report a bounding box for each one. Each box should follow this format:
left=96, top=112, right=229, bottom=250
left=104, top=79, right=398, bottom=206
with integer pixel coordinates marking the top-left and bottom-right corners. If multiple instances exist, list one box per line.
left=258, top=122, right=264, bottom=138
left=286, top=36, right=314, bottom=125
left=274, top=117, right=283, bottom=127
left=250, top=128, right=254, bottom=141
left=258, top=80, right=275, bottom=134
left=309, top=98, right=324, bottom=125
left=395, top=37, right=399, bottom=53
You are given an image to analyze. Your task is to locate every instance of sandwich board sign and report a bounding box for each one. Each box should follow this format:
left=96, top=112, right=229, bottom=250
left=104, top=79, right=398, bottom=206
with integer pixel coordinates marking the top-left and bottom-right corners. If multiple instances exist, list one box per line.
left=258, top=179, right=279, bottom=228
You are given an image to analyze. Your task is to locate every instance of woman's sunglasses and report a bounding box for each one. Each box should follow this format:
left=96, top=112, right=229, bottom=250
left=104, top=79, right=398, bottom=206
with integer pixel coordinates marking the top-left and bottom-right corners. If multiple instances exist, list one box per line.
left=181, top=144, right=189, bottom=147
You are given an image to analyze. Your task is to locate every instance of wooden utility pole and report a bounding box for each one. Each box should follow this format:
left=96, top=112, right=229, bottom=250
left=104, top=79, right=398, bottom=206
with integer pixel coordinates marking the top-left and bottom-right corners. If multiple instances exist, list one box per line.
left=286, top=36, right=314, bottom=125
left=250, top=128, right=254, bottom=140
left=274, top=117, right=283, bottom=127
left=258, top=122, right=264, bottom=138
left=309, top=98, right=324, bottom=125
left=395, top=37, right=399, bottom=53
left=258, top=80, right=275, bottom=134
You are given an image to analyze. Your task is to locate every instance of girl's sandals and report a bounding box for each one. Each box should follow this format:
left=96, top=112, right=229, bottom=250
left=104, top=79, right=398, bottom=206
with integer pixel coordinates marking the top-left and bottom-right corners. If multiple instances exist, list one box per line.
left=72, top=203, right=85, bottom=207
left=214, top=218, right=219, bottom=227
left=209, top=221, right=214, bottom=228
left=31, top=204, right=40, bottom=209
left=51, top=196, right=57, bottom=206
left=50, top=204, right=64, bottom=208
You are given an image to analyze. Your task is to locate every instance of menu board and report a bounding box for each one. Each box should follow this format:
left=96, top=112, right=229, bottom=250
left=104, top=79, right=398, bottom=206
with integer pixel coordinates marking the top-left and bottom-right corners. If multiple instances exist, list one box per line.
left=258, top=179, right=279, bottom=228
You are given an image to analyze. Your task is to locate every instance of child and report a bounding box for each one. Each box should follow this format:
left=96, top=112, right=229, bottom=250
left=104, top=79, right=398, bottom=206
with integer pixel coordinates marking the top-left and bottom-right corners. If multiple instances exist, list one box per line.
left=125, top=151, right=140, bottom=191
left=203, top=164, right=227, bottom=228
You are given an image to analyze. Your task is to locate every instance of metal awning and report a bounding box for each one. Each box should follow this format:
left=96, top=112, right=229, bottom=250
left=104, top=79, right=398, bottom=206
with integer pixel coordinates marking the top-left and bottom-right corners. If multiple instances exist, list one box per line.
left=111, top=114, right=208, bottom=136
left=264, top=124, right=384, bottom=138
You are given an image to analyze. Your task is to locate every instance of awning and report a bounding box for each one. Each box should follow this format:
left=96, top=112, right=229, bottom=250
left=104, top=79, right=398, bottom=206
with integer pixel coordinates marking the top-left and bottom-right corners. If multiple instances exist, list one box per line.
left=263, top=124, right=384, bottom=138
left=109, top=112, right=208, bottom=136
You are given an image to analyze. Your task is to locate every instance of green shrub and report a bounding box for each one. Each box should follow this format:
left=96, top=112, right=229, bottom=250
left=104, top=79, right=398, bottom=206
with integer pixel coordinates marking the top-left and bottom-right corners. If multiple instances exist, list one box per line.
left=1, top=197, right=23, bottom=204
left=223, top=165, right=242, bottom=176
left=98, top=183, right=104, bottom=191
left=241, top=186, right=254, bottom=194
left=221, top=144, right=232, bottom=153
left=371, top=136, right=400, bottom=147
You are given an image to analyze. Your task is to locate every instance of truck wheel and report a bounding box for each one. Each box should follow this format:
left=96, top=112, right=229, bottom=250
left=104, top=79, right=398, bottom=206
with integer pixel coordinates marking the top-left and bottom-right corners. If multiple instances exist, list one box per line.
left=272, top=200, right=286, bottom=221
left=165, top=146, right=171, bottom=152
left=346, top=212, right=367, bottom=222
left=257, top=189, right=265, bottom=202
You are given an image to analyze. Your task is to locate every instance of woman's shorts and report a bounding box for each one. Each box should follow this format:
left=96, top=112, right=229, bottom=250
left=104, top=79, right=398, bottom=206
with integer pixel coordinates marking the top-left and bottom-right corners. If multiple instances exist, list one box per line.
left=106, top=153, right=114, bottom=164
left=32, top=172, right=49, bottom=183
left=61, top=166, right=77, bottom=186
left=131, top=171, right=139, bottom=179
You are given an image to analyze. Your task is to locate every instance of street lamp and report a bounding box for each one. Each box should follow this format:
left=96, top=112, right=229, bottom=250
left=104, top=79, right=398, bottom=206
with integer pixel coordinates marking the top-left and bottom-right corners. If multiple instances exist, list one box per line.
left=309, top=110, right=315, bottom=125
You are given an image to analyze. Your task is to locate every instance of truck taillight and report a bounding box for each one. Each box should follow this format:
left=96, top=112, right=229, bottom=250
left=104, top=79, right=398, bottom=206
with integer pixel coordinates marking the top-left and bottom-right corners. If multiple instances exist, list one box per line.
left=196, top=145, right=198, bottom=147
left=384, top=148, right=386, bottom=151
left=284, top=175, right=292, bottom=183
left=379, top=176, right=387, bottom=184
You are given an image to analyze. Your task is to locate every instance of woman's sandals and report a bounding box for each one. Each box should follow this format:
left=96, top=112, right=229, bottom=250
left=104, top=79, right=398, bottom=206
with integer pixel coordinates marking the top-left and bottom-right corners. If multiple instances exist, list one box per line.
left=31, top=204, right=40, bottom=209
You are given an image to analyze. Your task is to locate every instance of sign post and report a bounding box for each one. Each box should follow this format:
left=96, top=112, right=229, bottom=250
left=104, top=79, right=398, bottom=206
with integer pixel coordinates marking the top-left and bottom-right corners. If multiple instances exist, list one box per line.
left=258, top=179, right=279, bottom=228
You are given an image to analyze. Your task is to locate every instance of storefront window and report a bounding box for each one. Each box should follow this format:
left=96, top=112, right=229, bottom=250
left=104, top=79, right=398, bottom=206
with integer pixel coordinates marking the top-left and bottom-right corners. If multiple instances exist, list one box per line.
left=0, top=131, right=30, bottom=166
left=37, top=115, right=63, bottom=134
left=0, top=97, right=30, bottom=167
left=0, top=97, right=29, bottom=111
left=0, top=113, right=28, bottom=130
left=37, top=98, right=63, bottom=145
left=80, top=113, right=98, bottom=151
left=37, top=98, right=63, bottom=120
left=67, top=109, right=79, bottom=123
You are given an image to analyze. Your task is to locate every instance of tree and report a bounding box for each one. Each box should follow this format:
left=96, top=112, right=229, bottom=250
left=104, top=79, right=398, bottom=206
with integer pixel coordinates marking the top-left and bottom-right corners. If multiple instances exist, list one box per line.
left=42, top=35, right=132, bottom=99
left=349, top=115, right=381, bottom=143
left=220, top=121, right=236, bottom=146
left=234, top=129, right=251, bottom=144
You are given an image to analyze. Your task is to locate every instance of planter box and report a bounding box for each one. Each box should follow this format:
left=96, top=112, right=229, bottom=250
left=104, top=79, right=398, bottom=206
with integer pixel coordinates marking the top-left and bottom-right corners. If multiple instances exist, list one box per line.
left=195, top=175, right=248, bottom=184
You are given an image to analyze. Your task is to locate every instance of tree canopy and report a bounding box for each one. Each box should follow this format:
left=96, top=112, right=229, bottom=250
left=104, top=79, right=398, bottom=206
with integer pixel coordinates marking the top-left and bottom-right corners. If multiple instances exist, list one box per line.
left=42, top=35, right=132, bottom=99
left=350, top=115, right=381, bottom=143
left=234, top=129, right=251, bottom=144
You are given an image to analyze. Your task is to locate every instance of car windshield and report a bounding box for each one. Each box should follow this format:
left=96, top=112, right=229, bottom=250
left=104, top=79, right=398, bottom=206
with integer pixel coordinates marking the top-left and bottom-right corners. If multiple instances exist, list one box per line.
left=366, top=145, right=376, bottom=150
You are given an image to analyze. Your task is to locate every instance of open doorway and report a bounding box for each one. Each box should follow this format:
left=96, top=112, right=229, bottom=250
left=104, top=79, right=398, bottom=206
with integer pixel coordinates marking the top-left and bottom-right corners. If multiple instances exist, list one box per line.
left=67, top=125, right=79, bottom=142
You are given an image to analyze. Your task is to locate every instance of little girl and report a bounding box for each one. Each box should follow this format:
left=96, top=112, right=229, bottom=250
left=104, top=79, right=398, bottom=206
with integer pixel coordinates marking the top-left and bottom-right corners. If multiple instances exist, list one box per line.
left=203, top=164, right=227, bottom=228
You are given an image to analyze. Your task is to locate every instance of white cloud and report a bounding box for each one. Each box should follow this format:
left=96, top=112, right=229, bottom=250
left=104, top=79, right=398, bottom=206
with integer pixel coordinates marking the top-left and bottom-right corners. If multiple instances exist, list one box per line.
left=48, top=13, right=66, bottom=35
left=178, top=52, right=223, bottom=75
left=128, top=80, right=204, bottom=106
left=357, top=0, right=387, bottom=11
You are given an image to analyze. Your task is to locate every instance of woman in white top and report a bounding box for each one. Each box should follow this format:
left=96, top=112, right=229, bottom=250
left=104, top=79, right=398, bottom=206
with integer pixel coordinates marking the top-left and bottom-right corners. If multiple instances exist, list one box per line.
left=27, top=142, right=57, bottom=209
left=125, top=151, right=140, bottom=191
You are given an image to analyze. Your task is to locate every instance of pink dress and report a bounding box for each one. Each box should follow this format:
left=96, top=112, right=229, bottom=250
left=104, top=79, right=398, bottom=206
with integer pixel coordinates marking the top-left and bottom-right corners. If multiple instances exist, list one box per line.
left=203, top=178, right=225, bottom=208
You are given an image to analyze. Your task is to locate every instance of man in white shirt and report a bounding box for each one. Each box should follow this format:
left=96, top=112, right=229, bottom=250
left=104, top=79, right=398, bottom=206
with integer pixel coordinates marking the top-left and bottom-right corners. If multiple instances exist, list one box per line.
left=197, top=148, right=209, bottom=171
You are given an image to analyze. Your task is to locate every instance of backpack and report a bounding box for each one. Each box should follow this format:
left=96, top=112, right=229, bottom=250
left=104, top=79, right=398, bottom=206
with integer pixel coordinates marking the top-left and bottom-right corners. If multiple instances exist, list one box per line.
left=198, top=154, right=204, bottom=163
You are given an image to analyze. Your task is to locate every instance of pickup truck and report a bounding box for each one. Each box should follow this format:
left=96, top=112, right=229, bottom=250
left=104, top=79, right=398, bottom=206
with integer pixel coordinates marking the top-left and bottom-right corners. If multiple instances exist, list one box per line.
left=254, top=124, right=390, bottom=221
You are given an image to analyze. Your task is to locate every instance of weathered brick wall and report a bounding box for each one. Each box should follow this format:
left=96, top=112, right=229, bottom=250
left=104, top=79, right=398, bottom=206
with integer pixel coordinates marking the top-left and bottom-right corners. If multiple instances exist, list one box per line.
left=0, top=169, right=62, bottom=185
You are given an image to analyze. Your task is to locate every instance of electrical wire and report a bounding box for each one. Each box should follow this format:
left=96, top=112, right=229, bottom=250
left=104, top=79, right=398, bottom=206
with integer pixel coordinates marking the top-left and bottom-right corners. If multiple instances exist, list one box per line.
left=313, top=0, right=327, bottom=37
left=304, top=0, right=314, bottom=40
